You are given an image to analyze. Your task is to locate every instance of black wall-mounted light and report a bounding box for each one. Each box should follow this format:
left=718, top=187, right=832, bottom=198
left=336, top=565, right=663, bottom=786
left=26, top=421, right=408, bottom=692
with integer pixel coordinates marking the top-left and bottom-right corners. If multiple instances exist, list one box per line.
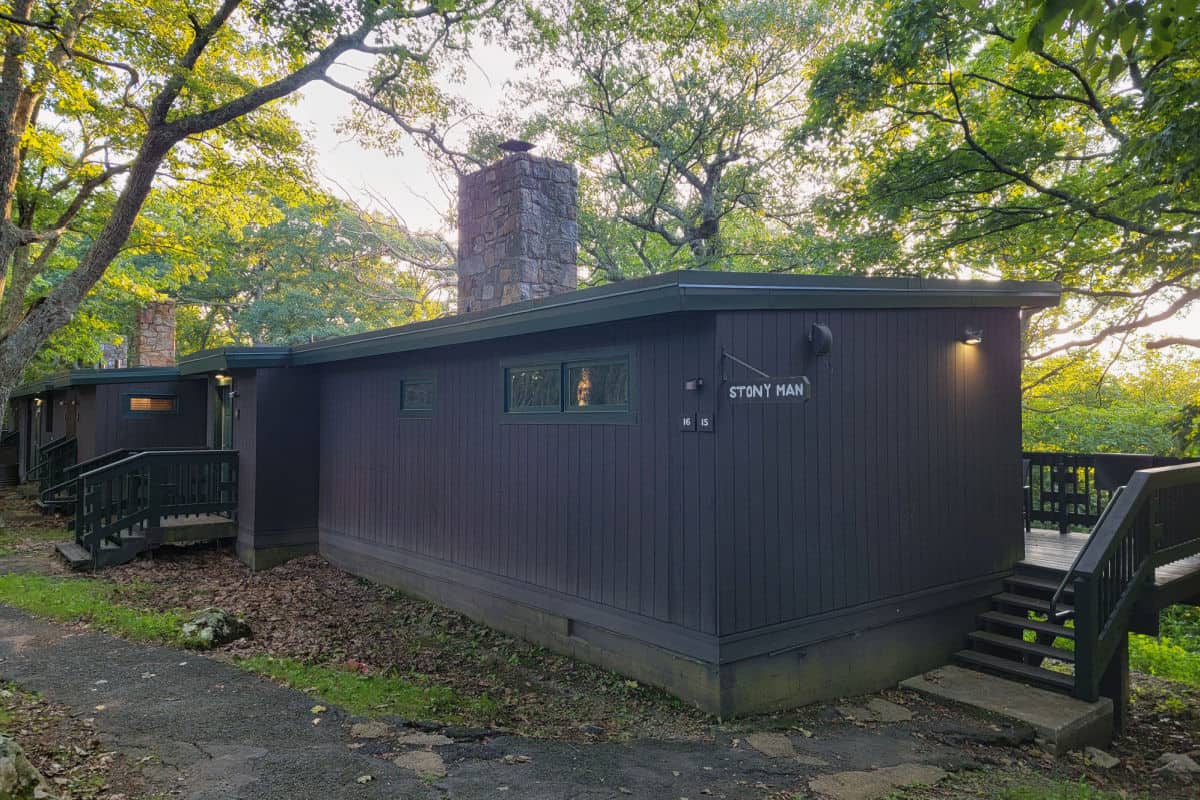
left=684, top=378, right=704, bottom=392
left=810, top=323, right=833, bottom=356
left=962, top=328, right=984, bottom=345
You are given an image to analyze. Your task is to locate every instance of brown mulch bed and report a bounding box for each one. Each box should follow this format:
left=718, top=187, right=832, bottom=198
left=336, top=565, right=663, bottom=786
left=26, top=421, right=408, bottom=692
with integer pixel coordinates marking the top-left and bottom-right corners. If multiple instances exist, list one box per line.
left=0, top=683, right=149, bottom=799
left=104, top=547, right=712, bottom=741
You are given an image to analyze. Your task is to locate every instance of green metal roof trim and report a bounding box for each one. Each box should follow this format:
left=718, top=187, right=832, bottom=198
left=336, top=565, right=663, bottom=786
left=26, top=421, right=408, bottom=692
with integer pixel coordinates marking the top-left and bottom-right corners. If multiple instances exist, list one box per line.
left=10, top=366, right=185, bottom=399
left=177, top=346, right=292, bottom=376
left=290, top=270, right=1061, bottom=366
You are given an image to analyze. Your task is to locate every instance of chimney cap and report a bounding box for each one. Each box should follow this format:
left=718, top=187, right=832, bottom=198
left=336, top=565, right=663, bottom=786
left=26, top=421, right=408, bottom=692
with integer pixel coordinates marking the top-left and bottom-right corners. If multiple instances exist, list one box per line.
left=498, top=139, right=535, bottom=154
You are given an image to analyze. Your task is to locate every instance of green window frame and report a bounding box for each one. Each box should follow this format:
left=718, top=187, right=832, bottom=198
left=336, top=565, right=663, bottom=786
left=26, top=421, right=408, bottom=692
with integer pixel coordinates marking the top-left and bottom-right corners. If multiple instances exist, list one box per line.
left=400, top=377, right=436, bottom=414
left=502, top=350, right=635, bottom=423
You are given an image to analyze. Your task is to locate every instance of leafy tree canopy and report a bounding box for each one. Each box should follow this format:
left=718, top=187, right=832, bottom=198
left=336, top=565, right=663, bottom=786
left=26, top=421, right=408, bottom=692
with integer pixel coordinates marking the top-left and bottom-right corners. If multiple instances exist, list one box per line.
left=802, top=0, right=1199, bottom=362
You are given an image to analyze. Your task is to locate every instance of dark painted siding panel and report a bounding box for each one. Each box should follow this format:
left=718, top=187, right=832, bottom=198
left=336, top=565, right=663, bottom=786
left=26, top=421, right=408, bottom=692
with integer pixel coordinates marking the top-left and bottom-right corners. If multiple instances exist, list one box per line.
left=715, top=307, right=1023, bottom=637
left=247, top=367, right=320, bottom=544
left=317, top=315, right=719, bottom=637
left=93, top=379, right=207, bottom=454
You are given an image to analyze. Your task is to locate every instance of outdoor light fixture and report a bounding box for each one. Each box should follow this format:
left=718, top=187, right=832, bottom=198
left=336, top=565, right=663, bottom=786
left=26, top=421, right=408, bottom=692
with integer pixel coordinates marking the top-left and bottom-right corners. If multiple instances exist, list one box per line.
left=810, top=323, right=833, bottom=356
left=684, top=378, right=704, bottom=392
left=962, top=328, right=984, bottom=345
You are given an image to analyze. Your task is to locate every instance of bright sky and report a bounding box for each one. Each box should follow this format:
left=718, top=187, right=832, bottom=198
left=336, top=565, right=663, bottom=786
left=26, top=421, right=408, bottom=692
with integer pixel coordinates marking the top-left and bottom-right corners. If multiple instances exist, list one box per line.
left=290, top=45, right=526, bottom=233
left=288, top=51, right=1200, bottom=345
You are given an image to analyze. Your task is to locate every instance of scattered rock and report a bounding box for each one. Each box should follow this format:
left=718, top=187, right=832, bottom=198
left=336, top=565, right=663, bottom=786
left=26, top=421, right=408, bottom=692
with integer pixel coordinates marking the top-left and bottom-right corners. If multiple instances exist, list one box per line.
left=395, top=731, right=453, bottom=747
left=836, top=698, right=914, bottom=723
left=927, top=720, right=1035, bottom=747
left=393, top=750, right=446, bottom=780
left=501, top=754, right=532, bottom=764
left=442, top=726, right=493, bottom=741
left=1085, top=747, right=1120, bottom=769
left=355, top=775, right=373, bottom=785
left=179, top=607, right=250, bottom=649
left=808, top=764, right=947, bottom=800
left=411, top=720, right=443, bottom=732
left=744, top=732, right=795, bottom=759
left=350, top=721, right=392, bottom=740
left=1157, top=753, right=1200, bottom=774
left=0, top=735, right=58, bottom=799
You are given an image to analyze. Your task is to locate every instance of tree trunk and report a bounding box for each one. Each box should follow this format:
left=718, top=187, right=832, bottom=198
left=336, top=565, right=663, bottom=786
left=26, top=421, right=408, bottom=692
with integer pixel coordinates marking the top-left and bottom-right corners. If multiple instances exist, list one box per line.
left=0, top=129, right=176, bottom=413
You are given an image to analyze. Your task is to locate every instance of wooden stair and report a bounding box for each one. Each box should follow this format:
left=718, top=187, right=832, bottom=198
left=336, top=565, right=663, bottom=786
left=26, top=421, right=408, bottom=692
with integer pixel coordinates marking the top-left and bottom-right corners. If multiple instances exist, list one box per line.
left=953, top=564, right=1078, bottom=694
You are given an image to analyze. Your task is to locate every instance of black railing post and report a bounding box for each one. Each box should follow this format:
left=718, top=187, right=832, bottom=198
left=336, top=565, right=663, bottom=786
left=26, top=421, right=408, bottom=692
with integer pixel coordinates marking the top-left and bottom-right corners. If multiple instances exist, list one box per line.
left=146, top=456, right=162, bottom=529
left=1073, top=574, right=1099, bottom=700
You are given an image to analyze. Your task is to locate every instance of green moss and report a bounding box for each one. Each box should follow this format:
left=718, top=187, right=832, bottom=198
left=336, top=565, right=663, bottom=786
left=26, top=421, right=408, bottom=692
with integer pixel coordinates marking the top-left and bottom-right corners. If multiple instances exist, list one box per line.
left=235, top=654, right=498, bottom=723
left=0, top=573, right=184, bottom=644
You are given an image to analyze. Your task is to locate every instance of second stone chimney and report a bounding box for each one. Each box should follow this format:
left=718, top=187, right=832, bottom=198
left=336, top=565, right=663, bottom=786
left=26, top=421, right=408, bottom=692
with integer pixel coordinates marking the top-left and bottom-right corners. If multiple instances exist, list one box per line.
left=456, top=147, right=578, bottom=313
left=133, top=300, right=176, bottom=367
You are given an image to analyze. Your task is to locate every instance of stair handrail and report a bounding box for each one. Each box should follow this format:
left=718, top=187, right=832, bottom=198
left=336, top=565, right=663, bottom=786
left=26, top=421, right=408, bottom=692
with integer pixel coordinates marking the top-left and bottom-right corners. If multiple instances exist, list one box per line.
left=1067, top=463, right=1200, bottom=700
left=1047, top=485, right=1125, bottom=621
left=74, top=449, right=239, bottom=556
left=41, top=448, right=136, bottom=502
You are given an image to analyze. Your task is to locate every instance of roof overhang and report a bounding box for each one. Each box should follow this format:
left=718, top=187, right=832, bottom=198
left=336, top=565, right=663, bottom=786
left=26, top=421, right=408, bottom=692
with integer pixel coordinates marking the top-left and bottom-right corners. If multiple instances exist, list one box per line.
left=177, top=346, right=292, bottom=376
left=10, top=366, right=186, bottom=399
left=291, top=270, right=1061, bottom=366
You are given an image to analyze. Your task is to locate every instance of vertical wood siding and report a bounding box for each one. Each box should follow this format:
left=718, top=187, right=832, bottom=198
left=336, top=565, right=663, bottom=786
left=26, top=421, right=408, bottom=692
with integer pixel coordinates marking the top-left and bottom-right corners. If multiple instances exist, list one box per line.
left=714, top=307, right=1024, bottom=637
left=92, top=379, right=207, bottom=454
left=317, top=315, right=720, bottom=638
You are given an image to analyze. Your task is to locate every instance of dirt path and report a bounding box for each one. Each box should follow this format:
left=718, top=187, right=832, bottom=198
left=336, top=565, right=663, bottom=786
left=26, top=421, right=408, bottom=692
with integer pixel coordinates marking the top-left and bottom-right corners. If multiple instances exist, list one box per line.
left=0, top=602, right=1033, bottom=799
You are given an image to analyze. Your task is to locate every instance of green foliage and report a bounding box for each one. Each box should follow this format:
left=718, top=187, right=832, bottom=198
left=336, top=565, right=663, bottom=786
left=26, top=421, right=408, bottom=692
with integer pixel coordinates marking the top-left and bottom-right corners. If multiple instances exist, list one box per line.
left=0, top=574, right=184, bottom=645
left=174, top=198, right=450, bottom=351
left=1021, top=351, right=1200, bottom=453
left=472, top=0, right=833, bottom=279
left=1169, top=400, right=1200, bottom=457
left=1129, top=634, right=1200, bottom=686
left=235, top=655, right=499, bottom=722
left=802, top=0, right=1200, bottom=363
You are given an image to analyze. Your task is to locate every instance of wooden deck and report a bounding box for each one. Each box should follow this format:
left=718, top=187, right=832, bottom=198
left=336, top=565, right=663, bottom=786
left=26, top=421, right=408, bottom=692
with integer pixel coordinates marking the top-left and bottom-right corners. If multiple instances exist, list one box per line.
left=1023, top=528, right=1200, bottom=608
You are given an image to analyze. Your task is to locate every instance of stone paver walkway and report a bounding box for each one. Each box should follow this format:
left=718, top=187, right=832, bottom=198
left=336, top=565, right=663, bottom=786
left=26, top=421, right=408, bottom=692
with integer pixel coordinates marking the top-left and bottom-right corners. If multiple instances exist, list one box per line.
left=0, top=604, right=1007, bottom=799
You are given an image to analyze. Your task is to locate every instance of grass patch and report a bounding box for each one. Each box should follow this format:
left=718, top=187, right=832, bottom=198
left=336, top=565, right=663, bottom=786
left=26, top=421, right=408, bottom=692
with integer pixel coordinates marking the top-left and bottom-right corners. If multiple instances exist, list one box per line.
left=235, top=654, right=498, bottom=723
left=0, top=573, right=184, bottom=644
left=0, top=524, right=69, bottom=555
left=1001, top=779, right=1147, bottom=799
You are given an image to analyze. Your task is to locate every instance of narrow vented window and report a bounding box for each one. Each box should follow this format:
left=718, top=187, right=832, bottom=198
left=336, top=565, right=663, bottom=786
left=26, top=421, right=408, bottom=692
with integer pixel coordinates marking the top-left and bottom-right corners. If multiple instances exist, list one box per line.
left=128, top=395, right=177, bottom=413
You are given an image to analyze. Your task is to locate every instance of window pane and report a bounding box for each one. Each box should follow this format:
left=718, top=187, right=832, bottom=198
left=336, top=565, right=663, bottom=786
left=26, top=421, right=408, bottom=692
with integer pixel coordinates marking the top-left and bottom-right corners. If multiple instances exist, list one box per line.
left=402, top=379, right=435, bottom=412
left=567, top=362, right=629, bottom=410
left=129, top=396, right=176, bottom=413
left=507, top=366, right=561, bottom=412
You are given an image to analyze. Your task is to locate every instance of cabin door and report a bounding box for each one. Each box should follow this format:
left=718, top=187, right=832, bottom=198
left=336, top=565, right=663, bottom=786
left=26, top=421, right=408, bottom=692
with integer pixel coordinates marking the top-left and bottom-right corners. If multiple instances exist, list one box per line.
left=213, top=381, right=234, bottom=450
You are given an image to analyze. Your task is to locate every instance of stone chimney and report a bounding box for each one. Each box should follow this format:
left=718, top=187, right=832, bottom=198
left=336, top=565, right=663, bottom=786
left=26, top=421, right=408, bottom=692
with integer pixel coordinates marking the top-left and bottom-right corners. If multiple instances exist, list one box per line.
left=456, top=146, right=578, bottom=313
left=133, top=300, right=176, bottom=367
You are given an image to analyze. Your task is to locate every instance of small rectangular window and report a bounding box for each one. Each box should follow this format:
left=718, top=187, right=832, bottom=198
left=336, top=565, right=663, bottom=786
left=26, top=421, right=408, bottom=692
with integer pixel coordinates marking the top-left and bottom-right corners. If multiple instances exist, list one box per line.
left=506, top=365, right=561, bottom=412
left=128, top=395, right=177, bottom=413
left=566, top=361, right=629, bottom=411
left=401, top=378, right=435, bottom=413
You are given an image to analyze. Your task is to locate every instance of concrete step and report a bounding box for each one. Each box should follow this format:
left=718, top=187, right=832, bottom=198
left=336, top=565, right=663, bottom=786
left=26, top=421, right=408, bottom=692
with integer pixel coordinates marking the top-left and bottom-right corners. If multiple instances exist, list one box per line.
left=54, top=540, right=91, bottom=570
left=952, top=649, right=1075, bottom=692
left=901, top=664, right=1111, bottom=755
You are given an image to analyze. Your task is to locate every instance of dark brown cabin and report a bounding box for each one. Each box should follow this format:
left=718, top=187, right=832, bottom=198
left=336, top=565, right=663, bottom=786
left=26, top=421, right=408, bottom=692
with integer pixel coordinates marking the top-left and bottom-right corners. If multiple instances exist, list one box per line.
left=10, top=368, right=207, bottom=485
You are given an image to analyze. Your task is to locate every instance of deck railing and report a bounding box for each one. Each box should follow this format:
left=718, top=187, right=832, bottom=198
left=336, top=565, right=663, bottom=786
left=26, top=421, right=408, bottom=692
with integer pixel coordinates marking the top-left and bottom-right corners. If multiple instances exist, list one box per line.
left=1025, top=451, right=1199, bottom=534
left=74, top=450, right=238, bottom=556
left=31, top=436, right=77, bottom=492
left=1059, top=462, right=1200, bottom=701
